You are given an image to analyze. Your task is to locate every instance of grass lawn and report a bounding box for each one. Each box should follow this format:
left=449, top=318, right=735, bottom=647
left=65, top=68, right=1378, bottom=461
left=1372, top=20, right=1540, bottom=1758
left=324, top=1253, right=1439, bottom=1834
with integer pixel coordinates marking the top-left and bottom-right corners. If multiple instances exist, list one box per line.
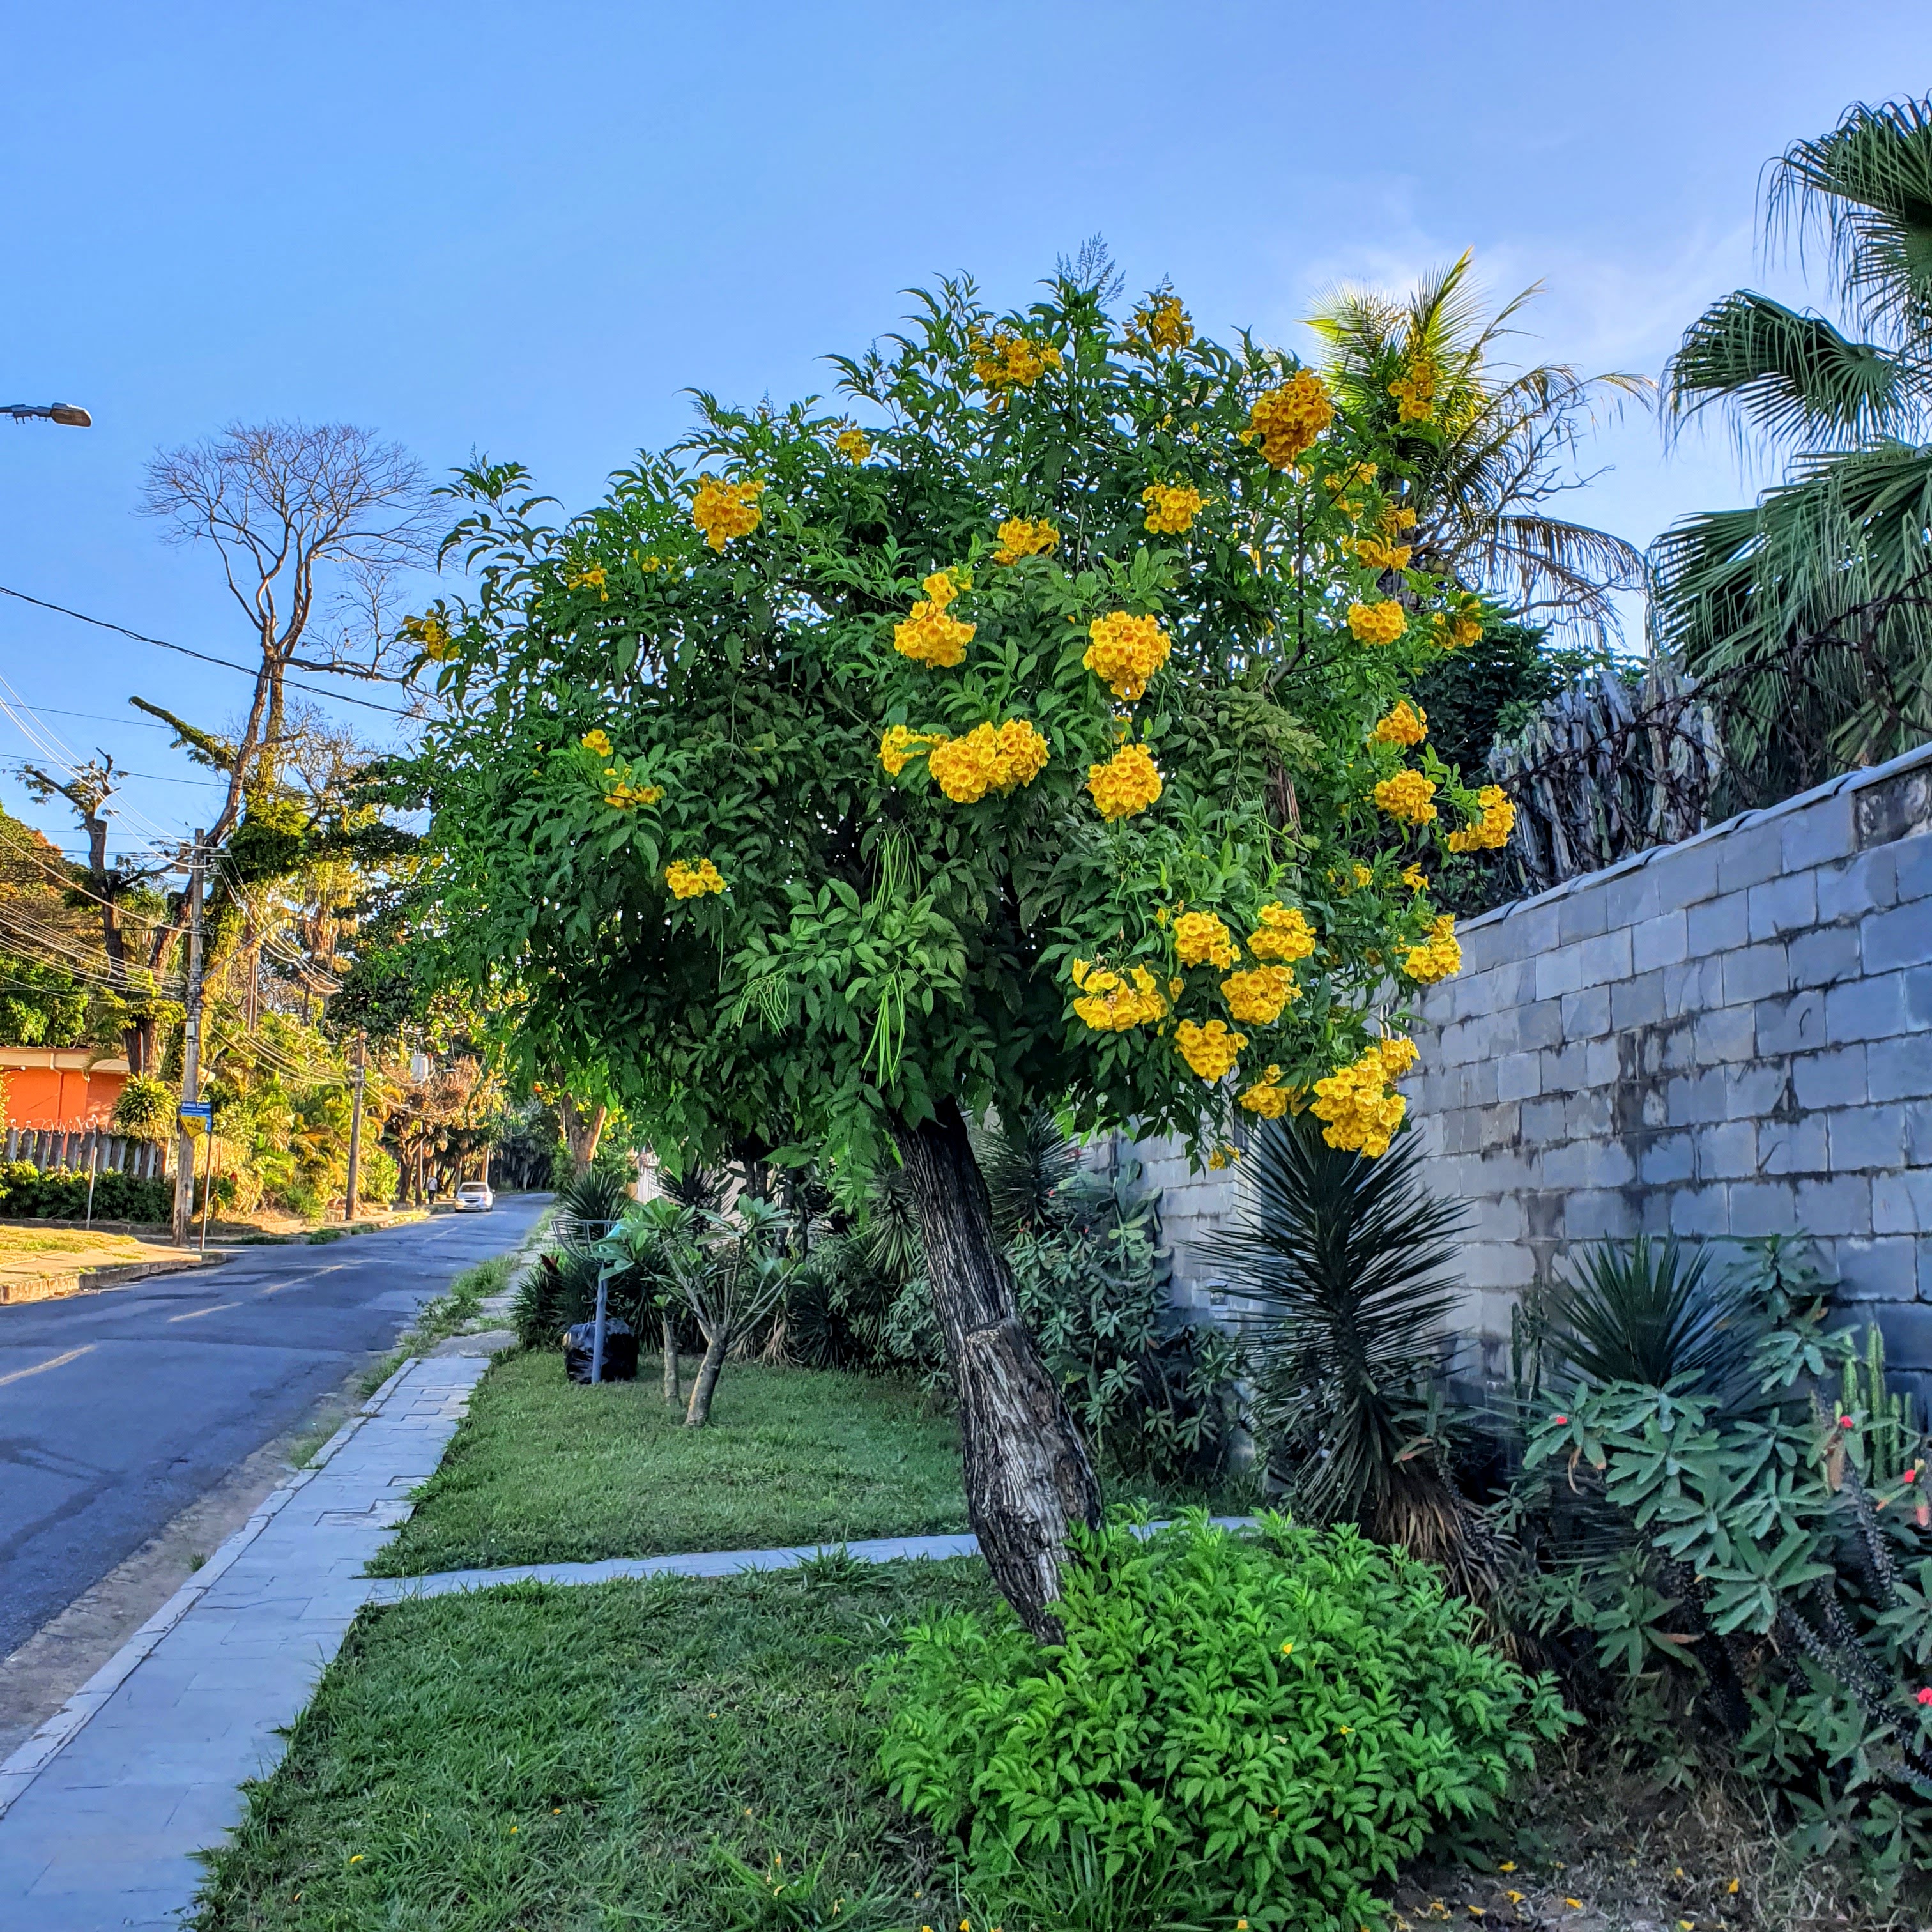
left=191, top=1563, right=989, bottom=1931
left=367, top=1351, right=971, bottom=1575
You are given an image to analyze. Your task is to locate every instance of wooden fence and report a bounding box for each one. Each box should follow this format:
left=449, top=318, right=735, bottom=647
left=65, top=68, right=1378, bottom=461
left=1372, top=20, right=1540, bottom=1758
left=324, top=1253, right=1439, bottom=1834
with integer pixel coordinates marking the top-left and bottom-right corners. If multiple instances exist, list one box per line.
left=1, top=1128, right=169, bottom=1179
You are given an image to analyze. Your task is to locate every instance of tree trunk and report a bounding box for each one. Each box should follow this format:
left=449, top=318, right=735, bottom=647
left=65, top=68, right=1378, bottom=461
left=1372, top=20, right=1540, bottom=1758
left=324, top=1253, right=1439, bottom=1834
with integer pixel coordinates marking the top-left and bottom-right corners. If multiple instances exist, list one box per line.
left=559, top=1096, right=607, bottom=1177
left=662, top=1314, right=681, bottom=1408
left=891, top=1097, right=1100, bottom=1640
left=684, top=1329, right=727, bottom=1426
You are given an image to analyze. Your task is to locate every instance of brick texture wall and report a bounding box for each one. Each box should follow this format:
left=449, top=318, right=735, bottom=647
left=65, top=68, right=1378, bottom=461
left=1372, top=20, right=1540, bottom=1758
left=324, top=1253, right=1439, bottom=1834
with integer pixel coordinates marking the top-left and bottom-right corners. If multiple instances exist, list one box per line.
left=1134, top=740, right=1932, bottom=1379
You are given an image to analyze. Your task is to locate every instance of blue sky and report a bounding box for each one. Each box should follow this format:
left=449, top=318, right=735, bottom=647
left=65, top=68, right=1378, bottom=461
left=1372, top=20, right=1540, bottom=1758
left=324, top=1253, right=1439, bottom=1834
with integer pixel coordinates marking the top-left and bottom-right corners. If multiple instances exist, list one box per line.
left=3, top=0, right=1928, bottom=857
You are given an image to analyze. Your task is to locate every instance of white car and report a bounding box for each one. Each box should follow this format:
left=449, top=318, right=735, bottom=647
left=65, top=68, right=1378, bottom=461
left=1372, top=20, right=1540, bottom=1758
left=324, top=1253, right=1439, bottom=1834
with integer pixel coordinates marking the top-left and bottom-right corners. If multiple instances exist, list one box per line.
left=454, top=1180, right=494, bottom=1212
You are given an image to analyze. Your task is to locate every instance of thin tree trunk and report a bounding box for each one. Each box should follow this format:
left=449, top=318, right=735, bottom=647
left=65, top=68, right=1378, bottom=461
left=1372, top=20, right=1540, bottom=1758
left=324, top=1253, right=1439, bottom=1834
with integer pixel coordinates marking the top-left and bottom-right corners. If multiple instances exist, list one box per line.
left=559, top=1097, right=607, bottom=1177
left=684, top=1329, right=727, bottom=1427
left=662, top=1313, right=681, bottom=1407
left=891, top=1096, right=1100, bottom=1640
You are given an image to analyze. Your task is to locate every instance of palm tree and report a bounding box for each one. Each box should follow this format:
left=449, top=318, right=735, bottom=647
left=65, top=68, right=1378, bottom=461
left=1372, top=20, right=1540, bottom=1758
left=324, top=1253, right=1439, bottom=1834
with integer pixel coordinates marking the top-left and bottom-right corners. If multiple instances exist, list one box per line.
left=1655, top=97, right=1932, bottom=798
left=1309, top=251, right=1649, bottom=647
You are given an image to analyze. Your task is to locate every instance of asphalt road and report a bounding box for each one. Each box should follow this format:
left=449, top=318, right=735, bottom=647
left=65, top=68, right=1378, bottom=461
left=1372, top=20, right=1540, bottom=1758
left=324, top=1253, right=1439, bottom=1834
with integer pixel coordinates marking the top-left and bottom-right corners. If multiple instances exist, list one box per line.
left=0, top=1197, right=548, bottom=1660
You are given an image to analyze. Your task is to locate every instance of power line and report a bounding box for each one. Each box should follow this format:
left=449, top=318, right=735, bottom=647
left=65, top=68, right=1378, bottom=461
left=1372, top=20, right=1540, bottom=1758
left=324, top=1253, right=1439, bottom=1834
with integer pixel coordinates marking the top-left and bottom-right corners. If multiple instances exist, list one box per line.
left=0, top=585, right=418, bottom=717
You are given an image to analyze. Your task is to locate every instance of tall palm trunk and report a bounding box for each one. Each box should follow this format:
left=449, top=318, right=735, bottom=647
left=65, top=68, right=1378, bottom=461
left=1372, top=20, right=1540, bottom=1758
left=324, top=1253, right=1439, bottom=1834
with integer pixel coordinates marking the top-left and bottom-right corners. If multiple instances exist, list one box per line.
left=891, top=1096, right=1100, bottom=1639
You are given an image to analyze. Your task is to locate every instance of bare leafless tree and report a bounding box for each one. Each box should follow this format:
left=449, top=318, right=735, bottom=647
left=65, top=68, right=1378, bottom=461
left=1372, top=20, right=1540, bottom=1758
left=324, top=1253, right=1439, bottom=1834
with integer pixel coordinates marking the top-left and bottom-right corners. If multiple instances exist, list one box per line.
left=139, top=420, right=433, bottom=838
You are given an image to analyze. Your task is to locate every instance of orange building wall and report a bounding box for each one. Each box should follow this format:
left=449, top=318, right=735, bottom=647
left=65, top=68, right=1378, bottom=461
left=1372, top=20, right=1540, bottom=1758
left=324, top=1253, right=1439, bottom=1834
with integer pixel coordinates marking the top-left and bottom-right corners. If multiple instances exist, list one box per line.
left=0, top=1059, right=129, bottom=1130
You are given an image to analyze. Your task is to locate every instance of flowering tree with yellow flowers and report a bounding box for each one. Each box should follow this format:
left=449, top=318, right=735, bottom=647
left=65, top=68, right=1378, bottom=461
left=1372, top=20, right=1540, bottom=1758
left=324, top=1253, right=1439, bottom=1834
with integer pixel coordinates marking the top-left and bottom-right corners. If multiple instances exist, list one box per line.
left=413, top=264, right=1509, bottom=1635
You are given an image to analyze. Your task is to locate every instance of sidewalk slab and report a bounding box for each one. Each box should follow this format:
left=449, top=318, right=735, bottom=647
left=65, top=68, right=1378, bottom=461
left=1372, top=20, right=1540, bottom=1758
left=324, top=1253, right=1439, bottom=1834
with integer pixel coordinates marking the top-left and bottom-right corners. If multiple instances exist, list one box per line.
left=0, top=1352, right=489, bottom=1931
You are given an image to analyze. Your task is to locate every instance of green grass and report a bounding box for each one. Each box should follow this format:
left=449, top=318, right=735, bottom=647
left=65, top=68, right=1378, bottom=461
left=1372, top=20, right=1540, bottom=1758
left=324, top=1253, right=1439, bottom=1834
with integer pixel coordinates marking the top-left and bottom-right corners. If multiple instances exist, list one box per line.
left=367, top=1351, right=970, bottom=1575
left=190, top=1563, right=992, bottom=1931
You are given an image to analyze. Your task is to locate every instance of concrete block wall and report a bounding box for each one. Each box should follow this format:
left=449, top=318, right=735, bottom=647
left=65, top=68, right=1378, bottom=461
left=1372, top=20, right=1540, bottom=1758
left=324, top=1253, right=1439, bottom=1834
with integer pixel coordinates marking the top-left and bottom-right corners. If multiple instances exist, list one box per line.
left=1136, top=739, right=1932, bottom=1379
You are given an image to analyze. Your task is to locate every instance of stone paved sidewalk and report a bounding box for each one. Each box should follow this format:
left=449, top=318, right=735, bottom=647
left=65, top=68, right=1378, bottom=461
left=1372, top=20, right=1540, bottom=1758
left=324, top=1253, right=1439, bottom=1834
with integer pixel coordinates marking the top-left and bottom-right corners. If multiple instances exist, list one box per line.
left=0, top=1351, right=491, bottom=1932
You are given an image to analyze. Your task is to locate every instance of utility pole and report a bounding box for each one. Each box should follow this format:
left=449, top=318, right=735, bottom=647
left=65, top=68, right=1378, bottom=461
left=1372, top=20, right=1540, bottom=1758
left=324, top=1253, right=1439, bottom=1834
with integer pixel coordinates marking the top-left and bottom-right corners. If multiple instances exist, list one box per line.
left=343, top=1030, right=367, bottom=1221
left=172, top=832, right=206, bottom=1247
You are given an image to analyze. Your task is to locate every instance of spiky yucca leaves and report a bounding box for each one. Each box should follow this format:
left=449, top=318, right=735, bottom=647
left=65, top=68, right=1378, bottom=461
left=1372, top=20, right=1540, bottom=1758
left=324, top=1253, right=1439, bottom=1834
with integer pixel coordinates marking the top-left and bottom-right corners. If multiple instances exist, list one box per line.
left=1310, top=250, right=1648, bottom=648
left=1657, top=96, right=1932, bottom=791
left=972, top=1108, right=1082, bottom=1243
left=1214, top=1113, right=1501, bottom=1593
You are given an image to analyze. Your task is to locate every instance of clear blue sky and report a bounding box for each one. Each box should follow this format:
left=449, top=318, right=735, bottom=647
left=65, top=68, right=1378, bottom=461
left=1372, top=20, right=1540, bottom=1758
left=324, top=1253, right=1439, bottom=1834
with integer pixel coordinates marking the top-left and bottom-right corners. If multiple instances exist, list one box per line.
left=3, top=0, right=1927, bottom=857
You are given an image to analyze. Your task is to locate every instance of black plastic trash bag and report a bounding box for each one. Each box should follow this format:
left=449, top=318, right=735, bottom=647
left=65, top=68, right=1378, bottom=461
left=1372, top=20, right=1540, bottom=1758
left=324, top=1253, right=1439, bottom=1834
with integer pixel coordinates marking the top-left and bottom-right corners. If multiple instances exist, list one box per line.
left=564, top=1317, right=638, bottom=1383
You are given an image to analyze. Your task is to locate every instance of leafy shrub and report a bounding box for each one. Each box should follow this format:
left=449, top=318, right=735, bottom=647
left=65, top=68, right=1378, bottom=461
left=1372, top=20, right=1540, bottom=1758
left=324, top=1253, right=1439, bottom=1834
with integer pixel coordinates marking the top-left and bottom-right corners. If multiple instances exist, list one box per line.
left=275, top=1179, right=324, bottom=1220
left=358, top=1142, right=400, bottom=1207
left=1516, top=1236, right=1932, bottom=1890
left=0, top=1162, right=172, bottom=1222
left=871, top=1514, right=1572, bottom=1932
left=510, top=1249, right=598, bottom=1349
left=112, top=1073, right=174, bottom=1138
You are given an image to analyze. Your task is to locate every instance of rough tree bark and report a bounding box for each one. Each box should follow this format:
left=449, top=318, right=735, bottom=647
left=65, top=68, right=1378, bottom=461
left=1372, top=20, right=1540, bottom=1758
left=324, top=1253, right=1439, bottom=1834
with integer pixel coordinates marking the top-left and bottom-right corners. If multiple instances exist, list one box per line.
left=661, top=1314, right=682, bottom=1408
left=684, top=1331, right=727, bottom=1427
left=558, top=1097, right=607, bottom=1177
left=891, top=1096, right=1101, bottom=1639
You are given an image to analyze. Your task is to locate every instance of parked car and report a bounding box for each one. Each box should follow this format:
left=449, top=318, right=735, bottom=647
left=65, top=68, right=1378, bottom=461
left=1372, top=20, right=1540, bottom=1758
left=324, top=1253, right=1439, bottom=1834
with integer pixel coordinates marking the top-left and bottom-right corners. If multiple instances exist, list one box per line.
left=455, top=1180, right=494, bottom=1213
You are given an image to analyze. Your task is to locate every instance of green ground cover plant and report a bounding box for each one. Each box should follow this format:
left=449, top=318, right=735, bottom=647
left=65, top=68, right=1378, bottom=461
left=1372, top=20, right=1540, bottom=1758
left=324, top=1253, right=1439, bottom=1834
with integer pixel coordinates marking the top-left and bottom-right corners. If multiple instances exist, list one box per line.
left=873, top=1515, right=1572, bottom=1932
left=191, top=1563, right=993, bottom=1932
left=365, top=1352, right=970, bottom=1575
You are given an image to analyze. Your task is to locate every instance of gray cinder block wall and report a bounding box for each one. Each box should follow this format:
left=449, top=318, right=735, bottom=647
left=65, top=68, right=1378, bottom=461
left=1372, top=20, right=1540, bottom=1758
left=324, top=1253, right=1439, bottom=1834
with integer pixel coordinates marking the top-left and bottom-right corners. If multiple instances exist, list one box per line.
left=1138, top=739, right=1932, bottom=1379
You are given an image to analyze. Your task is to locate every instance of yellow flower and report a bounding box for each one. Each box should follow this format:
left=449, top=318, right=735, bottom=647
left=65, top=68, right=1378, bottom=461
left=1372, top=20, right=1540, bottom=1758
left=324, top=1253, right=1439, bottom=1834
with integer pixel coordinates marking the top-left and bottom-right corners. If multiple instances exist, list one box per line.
left=1402, top=914, right=1461, bottom=985
left=1141, top=481, right=1205, bottom=535
left=894, top=571, right=976, bottom=668
left=641, top=553, right=664, bottom=572
left=1246, top=902, right=1316, bottom=962
left=1347, top=599, right=1409, bottom=646
left=1374, top=769, right=1439, bottom=824
left=1087, top=742, right=1163, bottom=820
left=1349, top=534, right=1413, bottom=572
left=1128, top=292, right=1193, bottom=351
left=992, top=516, right=1058, bottom=564
left=664, top=857, right=726, bottom=898
left=1402, top=862, right=1429, bottom=891
left=1446, top=783, right=1515, bottom=852
left=1309, top=1038, right=1418, bottom=1157
left=1239, top=1064, right=1292, bottom=1117
left=602, top=778, right=664, bottom=809
left=834, top=426, right=871, bottom=462
left=1173, top=910, right=1238, bottom=969
left=1222, top=965, right=1298, bottom=1025
left=402, top=613, right=456, bottom=660
left=579, top=729, right=613, bottom=757
left=1083, top=610, right=1171, bottom=700
left=971, top=328, right=1061, bottom=392
left=1388, top=352, right=1440, bottom=423
left=1248, top=371, right=1334, bottom=467
left=567, top=564, right=609, bottom=601
left=691, top=477, right=765, bottom=549
left=1070, top=959, right=1166, bottom=1032
left=1175, top=1017, right=1246, bottom=1081
left=879, top=724, right=946, bottom=777
left=1371, top=700, right=1427, bottom=747
left=926, top=720, right=1050, bottom=802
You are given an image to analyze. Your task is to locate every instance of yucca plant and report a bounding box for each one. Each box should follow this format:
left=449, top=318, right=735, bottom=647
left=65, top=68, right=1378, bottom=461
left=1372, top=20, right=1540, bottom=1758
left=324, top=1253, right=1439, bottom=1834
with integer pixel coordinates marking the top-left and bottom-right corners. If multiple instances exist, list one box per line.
left=1213, top=1113, right=1498, bottom=1592
left=1655, top=96, right=1932, bottom=797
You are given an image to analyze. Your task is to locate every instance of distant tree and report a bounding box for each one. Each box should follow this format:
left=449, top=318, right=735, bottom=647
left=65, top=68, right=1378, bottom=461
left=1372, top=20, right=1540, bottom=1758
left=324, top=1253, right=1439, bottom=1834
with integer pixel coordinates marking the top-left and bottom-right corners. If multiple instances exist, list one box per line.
left=1655, top=96, right=1932, bottom=798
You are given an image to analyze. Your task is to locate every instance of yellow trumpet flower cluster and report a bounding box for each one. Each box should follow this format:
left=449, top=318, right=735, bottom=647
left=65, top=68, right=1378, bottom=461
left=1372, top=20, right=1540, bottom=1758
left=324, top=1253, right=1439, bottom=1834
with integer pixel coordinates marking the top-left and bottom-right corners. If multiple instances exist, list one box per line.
left=1446, top=784, right=1515, bottom=851
left=1247, top=371, right=1334, bottom=467
left=567, top=565, right=609, bottom=601
left=971, top=329, right=1061, bottom=392
left=402, top=613, right=456, bottom=660
left=834, top=427, right=871, bottom=462
left=1373, top=769, right=1439, bottom=824
left=1141, top=482, right=1205, bottom=535
left=1310, top=1038, right=1419, bottom=1156
left=1175, top=1017, right=1246, bottom=1082
left=1347, top=600, right=1409, bottom=645
left=1388, top=353, right=1439, bottom=423
left=926, top=720, right=1050, bottom=803
left=1371, top=701, right=1427, bottom=747
left=664, top=858, right=726, bottom=899
left=1246, top=903, right=1317, bottom=963
left=1128, top=293, right=1193, bottom=351
left=992, top=517, right=1057, bottom=564
left=1087, top=742, right=1163, bottom=820
left=1173, top=910, right=1239, bottom=969
left=1070, top=960, right=1167, bottom=1032
left=691, top=477, right=764, bottom=550
left=1238, top=1064, right=1293, bottom=1117
left=1220, top=964, right=1299, bottom=1025
left=1084, top=610, right=1171, bottom=701
left=1402, top=914, right=1461, bottom=985
left=894, top=571, right=976, bottom=668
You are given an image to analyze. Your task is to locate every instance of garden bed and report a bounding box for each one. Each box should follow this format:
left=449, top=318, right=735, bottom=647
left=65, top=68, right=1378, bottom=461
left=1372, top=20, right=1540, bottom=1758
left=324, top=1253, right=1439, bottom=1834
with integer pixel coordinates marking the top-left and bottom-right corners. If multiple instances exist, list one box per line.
left=365, top=1351, right=973, bottom=1575
left=191, top=1564, right=989, bottom=1931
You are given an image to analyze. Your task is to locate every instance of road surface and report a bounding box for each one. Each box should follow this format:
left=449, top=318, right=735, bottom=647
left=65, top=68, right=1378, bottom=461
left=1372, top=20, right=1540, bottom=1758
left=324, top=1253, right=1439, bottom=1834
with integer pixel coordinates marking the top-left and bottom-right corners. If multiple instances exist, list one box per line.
left=0, top=1198, right=546, bottom=1660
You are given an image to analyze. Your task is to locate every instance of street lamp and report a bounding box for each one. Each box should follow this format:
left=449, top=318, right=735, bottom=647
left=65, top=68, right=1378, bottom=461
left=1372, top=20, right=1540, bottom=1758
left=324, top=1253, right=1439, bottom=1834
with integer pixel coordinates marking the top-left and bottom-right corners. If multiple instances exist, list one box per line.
left=4, top=403, right=91, bottom=426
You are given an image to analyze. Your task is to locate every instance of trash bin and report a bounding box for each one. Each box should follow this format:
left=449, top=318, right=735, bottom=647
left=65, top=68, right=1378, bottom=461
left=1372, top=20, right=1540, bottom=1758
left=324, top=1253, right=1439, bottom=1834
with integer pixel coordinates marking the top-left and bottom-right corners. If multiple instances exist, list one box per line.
left=564, top=1317, right=638, bottom=1383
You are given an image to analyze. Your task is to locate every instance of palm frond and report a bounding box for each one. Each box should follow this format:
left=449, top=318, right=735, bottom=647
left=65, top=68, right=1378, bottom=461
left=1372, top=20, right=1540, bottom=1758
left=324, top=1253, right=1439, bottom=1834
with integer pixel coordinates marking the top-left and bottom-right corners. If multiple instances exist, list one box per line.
left=1664, top=291, right=1916, bottom=454
left=1767, top=95, right=1932, bottom=342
